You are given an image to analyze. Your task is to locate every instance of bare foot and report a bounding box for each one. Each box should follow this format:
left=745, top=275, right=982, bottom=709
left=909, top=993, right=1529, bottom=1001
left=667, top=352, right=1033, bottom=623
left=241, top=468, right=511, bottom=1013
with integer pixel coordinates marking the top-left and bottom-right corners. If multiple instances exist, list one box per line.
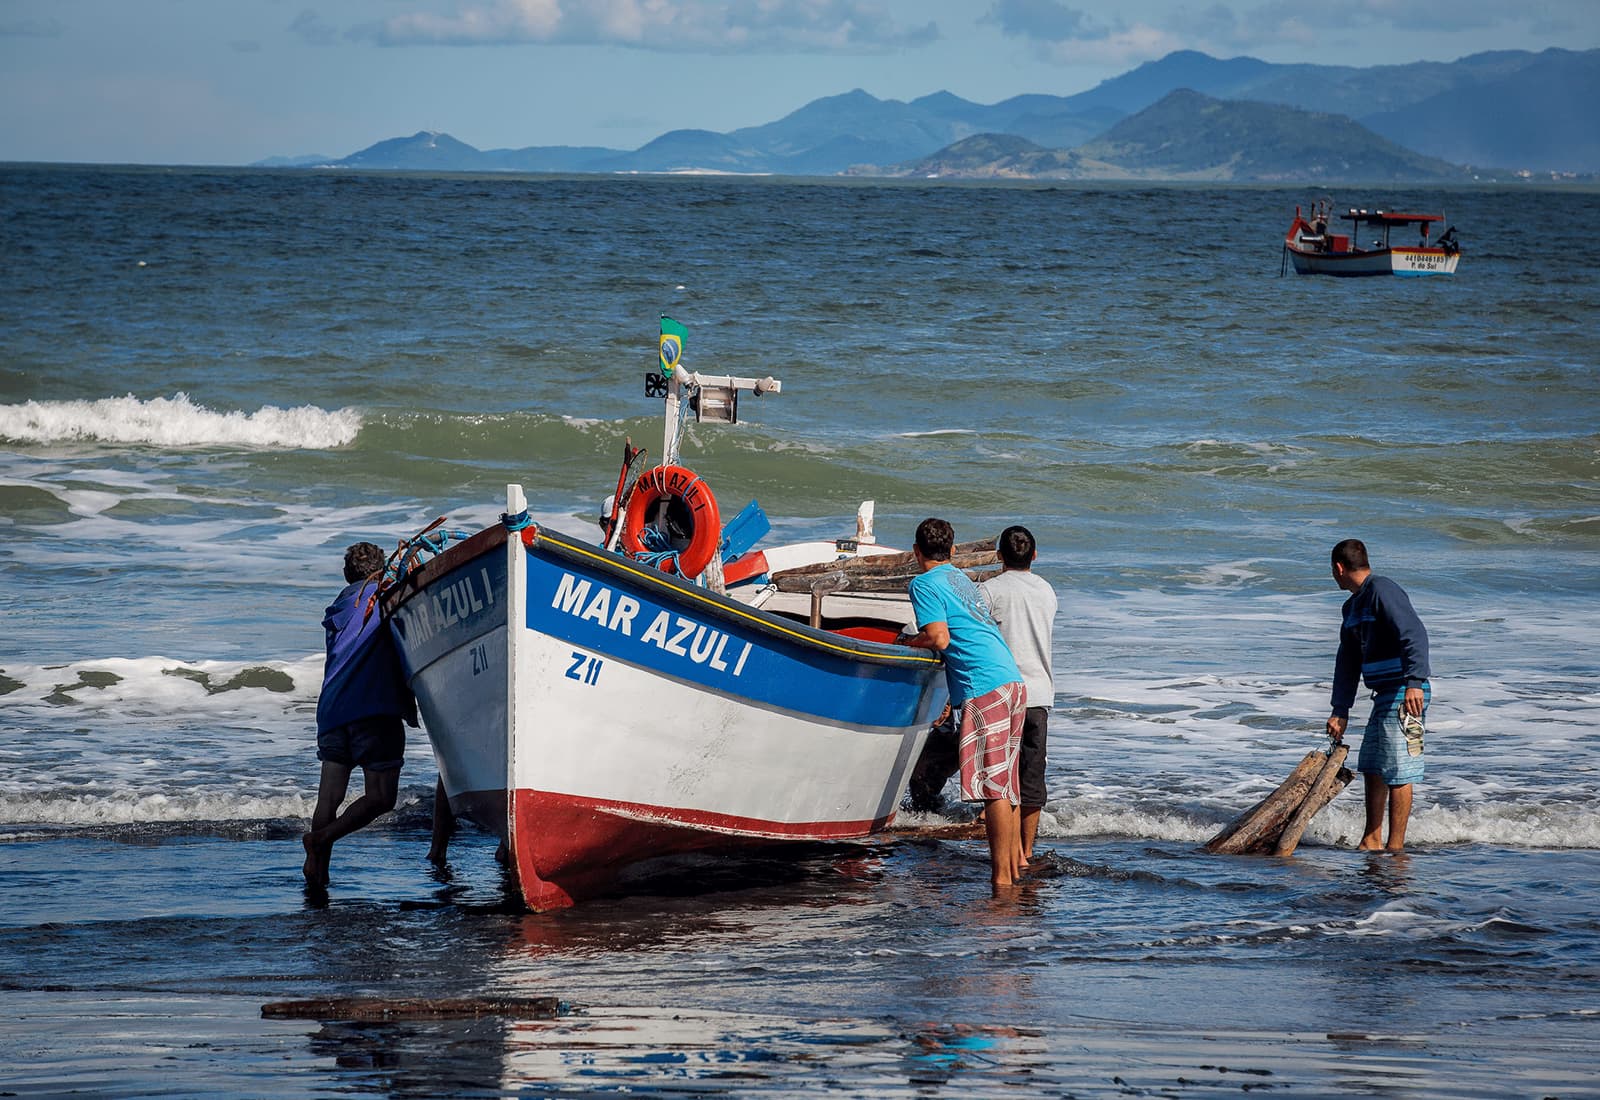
left=302, top=832, right=330, bottom=887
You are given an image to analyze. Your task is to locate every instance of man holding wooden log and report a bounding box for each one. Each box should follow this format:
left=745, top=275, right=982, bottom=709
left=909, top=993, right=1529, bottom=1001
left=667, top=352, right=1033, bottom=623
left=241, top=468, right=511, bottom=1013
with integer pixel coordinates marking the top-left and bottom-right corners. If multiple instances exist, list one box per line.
left=1325, top=539, right=1432, bottom=852
left=903, top=518, right=1028, bottom=888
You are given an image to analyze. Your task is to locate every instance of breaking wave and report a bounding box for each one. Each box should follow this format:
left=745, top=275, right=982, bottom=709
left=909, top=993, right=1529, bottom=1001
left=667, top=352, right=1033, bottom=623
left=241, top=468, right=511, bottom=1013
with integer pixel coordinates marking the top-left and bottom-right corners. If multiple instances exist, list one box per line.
left=0, top=393, right=362, bottom=449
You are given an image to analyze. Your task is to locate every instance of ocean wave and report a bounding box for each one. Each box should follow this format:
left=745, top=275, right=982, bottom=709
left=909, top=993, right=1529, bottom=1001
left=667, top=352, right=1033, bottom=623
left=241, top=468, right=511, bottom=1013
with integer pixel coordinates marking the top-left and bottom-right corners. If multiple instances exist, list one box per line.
left=0, top=784, right=441, bottom=831
left=1033, top=797, right=1600, bottom=850
left=0, top=791, right=316, bottom=828
left=0, top=394, right=362, bottom=449
left=0, top=656, right=322, bottom=712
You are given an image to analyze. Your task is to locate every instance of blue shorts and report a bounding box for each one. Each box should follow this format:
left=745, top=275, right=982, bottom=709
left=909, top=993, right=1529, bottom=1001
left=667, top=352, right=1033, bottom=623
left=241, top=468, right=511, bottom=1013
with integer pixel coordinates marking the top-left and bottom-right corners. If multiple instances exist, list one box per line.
left=317, top=715, right=405, bottom=772
left=1357, top=684, right=1429, bottom=786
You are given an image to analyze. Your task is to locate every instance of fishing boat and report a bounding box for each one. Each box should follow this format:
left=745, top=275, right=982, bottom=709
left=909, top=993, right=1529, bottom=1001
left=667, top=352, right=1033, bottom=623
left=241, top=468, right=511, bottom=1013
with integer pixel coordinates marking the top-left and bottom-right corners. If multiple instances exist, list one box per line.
left=378, top=319, right=965, bottom=910
left=1283, top=198, right=1460, bottom=277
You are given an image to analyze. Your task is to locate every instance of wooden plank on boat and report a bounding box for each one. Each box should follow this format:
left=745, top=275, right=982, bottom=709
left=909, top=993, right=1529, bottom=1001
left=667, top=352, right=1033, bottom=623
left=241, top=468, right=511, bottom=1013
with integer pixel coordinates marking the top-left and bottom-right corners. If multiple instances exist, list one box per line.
left=771, top=540, right=998, bottom=579
left=1205, top=749, right=1329, bottom=855
left=773, top=565, right=1001, bottom=595
left=808, top=571, right=851, bottom=627
left=261, top=996, right=562, bottom=1022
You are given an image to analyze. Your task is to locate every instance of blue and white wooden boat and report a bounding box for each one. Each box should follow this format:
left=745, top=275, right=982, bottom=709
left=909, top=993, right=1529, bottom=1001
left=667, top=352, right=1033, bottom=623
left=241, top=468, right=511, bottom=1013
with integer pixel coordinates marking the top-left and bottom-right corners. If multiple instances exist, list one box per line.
left=381, top=325, right=947, bottom=909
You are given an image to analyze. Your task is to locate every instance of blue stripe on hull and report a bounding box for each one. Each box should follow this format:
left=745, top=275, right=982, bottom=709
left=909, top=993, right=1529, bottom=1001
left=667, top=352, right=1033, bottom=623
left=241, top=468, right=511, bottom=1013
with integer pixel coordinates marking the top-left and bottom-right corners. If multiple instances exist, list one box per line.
left=524, top=541, right=937, bottom=729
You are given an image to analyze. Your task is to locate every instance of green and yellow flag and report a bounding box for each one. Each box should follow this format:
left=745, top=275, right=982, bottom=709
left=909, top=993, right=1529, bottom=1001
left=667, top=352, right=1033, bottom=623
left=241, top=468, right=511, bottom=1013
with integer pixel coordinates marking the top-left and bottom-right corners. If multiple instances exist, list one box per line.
left=658, top=316, right=687, bottom=378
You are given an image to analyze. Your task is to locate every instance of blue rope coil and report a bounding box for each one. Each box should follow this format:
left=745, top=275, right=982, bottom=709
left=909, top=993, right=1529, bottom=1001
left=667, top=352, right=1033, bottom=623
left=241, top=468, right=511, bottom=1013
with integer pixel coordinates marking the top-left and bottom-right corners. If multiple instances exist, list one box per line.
left=387, top=524, right=474, bottom=585
left=501, top=509, right=533, bottom=531
left=631, top=525, right=682, bottom=574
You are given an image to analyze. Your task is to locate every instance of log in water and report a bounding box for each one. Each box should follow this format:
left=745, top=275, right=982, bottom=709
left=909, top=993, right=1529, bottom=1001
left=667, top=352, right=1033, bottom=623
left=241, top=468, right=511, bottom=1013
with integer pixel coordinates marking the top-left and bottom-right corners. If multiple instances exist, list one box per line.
left=1206, top=748, right=1351, bottom=855
left=261, top=996, right=563, bottom=1022
left=1272, top=745, right=1353, bottom=857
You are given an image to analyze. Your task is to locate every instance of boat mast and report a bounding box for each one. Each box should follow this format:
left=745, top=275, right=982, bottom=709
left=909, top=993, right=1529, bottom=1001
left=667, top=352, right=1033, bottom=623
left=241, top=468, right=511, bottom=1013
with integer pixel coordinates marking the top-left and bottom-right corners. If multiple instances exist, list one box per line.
left=655, top=317, right=781, bottom=469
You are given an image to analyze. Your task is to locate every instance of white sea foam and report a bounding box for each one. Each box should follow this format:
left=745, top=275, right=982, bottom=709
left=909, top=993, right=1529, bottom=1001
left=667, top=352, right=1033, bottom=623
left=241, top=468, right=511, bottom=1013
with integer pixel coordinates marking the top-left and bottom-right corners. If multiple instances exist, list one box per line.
left=0, top=790, right=317, bottom=827
left=0, top=656, right=322, bottom=714
left=0, top=393, right=362, bottom=449
left=1028, top=797, right=1600, bottom=850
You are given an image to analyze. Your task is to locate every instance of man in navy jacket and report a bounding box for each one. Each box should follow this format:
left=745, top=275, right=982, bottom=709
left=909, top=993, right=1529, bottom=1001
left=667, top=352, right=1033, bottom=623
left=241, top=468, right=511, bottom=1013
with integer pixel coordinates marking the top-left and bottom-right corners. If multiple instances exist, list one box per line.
left=302, top=542, right=417, bottom=888
left=1325, top=539, right=1431, bottom=852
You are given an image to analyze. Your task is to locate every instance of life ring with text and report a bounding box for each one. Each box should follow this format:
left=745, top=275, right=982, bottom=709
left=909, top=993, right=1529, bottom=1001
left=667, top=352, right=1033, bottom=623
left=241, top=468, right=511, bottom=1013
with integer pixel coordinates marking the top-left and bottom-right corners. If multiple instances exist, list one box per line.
left=621, top=464, right=721, bottom=579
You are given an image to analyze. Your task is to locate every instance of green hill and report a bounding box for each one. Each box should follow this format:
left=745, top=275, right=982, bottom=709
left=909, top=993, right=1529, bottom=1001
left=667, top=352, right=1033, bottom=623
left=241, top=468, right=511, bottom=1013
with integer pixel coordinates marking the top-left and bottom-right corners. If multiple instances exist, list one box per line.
left=1075, top=90, right=1470, bottom=181
left=858, top=133, right=1113, bottom=179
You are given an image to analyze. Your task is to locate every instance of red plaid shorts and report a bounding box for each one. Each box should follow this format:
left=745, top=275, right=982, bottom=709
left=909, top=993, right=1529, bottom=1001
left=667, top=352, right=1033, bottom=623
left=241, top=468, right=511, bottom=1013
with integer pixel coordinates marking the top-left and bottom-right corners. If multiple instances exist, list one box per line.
left=957, top=681, right=1027, bottom=805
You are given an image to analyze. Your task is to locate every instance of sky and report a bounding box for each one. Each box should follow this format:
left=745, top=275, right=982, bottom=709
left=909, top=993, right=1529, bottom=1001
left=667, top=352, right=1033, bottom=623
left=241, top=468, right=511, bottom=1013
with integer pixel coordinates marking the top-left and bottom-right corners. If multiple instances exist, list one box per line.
left=1, top=0, right=1596, bottom=165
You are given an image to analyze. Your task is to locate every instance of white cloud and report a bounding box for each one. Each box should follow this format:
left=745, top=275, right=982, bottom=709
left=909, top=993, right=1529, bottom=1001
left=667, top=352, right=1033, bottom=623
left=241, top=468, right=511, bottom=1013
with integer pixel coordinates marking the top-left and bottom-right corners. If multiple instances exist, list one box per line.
left=290, top=9, right=341, bottom=46
left=1035, top=22, right=1186, bottom=66
left=981, top=0, right=1104, bottom=43
left=978, top=0, right=1597, bottom=66
left=346, top=0, right=938, bottom=52
left=980, top=1, right=1190, bottom=65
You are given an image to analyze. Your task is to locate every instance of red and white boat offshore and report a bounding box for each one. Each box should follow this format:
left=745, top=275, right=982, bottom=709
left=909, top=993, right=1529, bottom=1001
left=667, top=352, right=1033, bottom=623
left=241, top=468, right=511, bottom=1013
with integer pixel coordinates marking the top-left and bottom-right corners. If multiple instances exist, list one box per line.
left=1284, top=198, right=1460, bottom=277
left=379, top=320, right=950, bottom=910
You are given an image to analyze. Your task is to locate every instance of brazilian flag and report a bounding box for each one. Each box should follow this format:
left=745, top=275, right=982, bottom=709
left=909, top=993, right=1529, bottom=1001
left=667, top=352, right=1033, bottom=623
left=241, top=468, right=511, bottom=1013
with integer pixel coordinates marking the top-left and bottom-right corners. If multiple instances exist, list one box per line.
left=659, top=316, right=687, bottom=378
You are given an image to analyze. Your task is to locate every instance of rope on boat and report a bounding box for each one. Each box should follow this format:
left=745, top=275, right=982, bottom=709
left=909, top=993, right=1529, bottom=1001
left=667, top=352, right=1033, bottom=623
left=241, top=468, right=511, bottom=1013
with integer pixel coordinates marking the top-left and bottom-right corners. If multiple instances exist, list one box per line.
left=501, top=508, right=533, bottom=532
left=630, top=524, right=685, bottom=576
left=357, top=517, right=474, bottom=624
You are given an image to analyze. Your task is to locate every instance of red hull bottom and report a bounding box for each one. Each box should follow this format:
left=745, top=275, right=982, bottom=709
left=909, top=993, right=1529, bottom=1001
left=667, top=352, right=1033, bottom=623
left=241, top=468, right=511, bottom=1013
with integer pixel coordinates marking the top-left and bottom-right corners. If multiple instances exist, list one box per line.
left=509, top=789, right=894, bottom=910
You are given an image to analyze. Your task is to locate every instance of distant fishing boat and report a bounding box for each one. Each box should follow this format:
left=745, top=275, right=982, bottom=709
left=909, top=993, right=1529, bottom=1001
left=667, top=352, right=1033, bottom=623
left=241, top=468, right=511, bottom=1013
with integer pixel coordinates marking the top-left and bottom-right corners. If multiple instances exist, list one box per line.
left=378, top=318, right=973, bottom=910
left=1283, top=198, right=1460, bottom=277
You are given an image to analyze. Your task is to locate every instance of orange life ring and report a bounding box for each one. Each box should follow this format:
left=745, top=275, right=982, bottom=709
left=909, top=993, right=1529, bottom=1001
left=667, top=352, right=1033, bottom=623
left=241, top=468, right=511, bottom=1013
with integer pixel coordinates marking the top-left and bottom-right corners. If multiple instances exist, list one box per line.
left=620, top=464, right=721, bottom=579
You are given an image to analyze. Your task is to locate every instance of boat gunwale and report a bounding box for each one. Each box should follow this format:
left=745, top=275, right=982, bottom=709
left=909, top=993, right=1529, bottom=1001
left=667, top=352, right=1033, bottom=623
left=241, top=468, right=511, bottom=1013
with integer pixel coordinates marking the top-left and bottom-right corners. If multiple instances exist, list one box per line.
left=534, top=527, right=942, bottom=671
left=381, top=520, right=943, bottom=672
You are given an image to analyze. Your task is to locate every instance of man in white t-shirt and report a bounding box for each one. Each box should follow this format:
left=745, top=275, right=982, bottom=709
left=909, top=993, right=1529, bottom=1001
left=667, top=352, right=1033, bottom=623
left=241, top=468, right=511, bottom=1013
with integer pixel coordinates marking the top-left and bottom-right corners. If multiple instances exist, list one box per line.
left=981, top=526, right=1058, bottom=861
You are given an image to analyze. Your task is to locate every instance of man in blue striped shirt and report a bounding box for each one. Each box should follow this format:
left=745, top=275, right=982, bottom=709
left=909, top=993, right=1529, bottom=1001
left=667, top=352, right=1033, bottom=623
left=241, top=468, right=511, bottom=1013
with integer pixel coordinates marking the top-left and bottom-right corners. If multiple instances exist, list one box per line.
left=1325, top=539, right=1431, bottom=852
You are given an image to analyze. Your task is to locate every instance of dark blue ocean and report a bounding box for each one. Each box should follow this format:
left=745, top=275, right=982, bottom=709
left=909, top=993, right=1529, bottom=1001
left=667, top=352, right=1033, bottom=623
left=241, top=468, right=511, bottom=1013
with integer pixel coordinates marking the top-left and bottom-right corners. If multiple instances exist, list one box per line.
left=2, top=165, right=1598, bottom=1097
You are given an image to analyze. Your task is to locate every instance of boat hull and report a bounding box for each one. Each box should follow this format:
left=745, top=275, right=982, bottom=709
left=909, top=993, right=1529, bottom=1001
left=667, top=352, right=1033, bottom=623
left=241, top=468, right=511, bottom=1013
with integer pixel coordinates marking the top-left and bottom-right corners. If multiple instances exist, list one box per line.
left=386, top=526, right=512, bottom=838
left=1286, top=243, right=1458, bottom=277
left=386, top=515, right=945, bottom=910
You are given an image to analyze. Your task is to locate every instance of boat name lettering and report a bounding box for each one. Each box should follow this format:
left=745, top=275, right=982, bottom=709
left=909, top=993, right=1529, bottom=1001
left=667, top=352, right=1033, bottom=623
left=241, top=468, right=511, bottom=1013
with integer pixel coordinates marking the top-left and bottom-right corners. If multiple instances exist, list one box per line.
left=550, top=571, right=753, bottom=676
left=399, top=567, right=496, bottom=645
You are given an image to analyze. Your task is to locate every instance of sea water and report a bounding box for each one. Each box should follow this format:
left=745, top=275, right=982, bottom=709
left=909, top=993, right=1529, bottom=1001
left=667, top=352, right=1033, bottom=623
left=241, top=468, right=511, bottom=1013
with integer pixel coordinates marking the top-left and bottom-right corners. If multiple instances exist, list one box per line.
left=1, top=165, right=1598, bottom=1097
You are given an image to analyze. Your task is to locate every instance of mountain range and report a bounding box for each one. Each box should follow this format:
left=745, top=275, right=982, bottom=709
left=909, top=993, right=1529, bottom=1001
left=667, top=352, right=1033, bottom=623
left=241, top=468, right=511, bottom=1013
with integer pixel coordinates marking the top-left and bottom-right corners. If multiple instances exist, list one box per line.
left=259, top=47, right=1600, bottom=180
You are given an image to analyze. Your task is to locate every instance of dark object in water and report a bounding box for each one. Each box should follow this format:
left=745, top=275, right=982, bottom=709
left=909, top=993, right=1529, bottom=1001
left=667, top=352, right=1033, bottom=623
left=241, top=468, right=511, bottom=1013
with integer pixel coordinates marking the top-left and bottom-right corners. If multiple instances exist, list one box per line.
left=261, top=996, right=563, bottom=1022
left=905, top=708, right=959, bottom=812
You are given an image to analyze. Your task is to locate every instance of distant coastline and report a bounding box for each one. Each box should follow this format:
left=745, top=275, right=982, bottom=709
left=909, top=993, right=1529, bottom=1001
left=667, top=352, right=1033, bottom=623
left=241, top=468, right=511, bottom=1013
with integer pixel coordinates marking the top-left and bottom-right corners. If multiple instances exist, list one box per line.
left=247, top=47, right=1599, bottom=182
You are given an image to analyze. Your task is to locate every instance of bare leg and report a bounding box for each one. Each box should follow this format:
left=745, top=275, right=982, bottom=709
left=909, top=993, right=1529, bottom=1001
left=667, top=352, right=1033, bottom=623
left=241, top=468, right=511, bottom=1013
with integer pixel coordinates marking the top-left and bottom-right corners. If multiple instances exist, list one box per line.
left=428, top=777, right=455, bottom=865
left=304, top=761, right=352, bottom=886
left=303, top=765, right=401, bottom=885
left=1385, top=783, right=1413, bottom=851
left=984, top=799, right=1023, bottom=888
left=1020, top=806, right=1041, bottom=863
left=1357, top=772, right=1387, bottom=850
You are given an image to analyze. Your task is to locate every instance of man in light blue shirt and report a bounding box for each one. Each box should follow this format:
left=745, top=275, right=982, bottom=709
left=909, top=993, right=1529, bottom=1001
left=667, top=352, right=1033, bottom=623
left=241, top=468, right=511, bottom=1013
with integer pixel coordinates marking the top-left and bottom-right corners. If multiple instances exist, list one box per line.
left=904, top=518, right=1027, bottom=888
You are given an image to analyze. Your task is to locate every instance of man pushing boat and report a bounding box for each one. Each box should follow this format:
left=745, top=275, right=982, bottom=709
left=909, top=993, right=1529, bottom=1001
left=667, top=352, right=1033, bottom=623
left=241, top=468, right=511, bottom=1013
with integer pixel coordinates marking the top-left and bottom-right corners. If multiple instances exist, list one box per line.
left=901, top=518, right=1028, bottom=888
left=301, top=542, right=418, bottom=889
